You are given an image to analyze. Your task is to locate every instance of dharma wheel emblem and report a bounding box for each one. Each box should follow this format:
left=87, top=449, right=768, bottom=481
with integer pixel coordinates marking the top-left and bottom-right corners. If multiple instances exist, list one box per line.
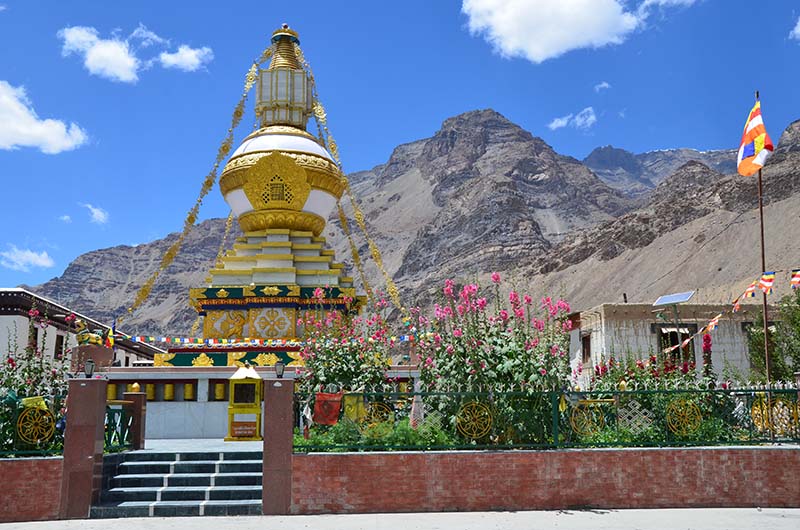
left=666, top=398, right=702, bottom=436
left=16, top=407, right=56, bottom=445
left=455, top=401, right=493, bottom=440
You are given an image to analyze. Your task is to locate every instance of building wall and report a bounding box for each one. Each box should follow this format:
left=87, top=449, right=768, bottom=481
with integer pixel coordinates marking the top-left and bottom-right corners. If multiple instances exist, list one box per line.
left=0, top=457, right=63, bottom=522
left=290, top=447, right=800, bottom=514
left=0, top=315, right=72, bottom=361
left=574, top=305, right=753, bottom=378
left=145, top=401, right=230, bottom=438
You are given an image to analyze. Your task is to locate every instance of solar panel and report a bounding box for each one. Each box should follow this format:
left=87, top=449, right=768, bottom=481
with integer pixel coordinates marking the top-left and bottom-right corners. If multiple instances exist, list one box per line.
left=653, top=291, right=695, bottom=306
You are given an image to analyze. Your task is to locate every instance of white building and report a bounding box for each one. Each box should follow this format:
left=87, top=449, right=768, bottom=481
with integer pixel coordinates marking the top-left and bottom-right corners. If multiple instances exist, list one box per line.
left=568, top=303, right=766, bottom=381
left=0, top=288, right=162, bottom=367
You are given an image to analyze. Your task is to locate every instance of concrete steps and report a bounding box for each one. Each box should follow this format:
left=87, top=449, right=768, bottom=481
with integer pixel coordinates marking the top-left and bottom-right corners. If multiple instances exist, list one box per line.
left=91, top=450, right=263, bottom=518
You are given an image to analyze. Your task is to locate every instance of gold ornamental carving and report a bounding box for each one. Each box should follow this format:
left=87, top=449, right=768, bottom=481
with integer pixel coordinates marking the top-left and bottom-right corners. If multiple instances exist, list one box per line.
left=239, top=210, right=326, bottom=235
left=242, top=152, right=310, bottom=211
left=16, top=407, right=56, bottom=445
left=191, top=353, right=215, bottom=367
left=286, top=285, right=300, bottom=297
left=221, top=152, right=343, bottom=198
left=286, top=350, right=304, bottom=367
left=261, top=286, right=281, bottom=296
left=204, top=310, right=248, bottom=339
left=216, top=288, right=230, bottom=299
left=249, top=307, right=293, bottom=338
left=154, top=353, right=176, bottom=367
left=227, top=351, right=248, bottom=367
left=252, top=353, right=280, bottom=366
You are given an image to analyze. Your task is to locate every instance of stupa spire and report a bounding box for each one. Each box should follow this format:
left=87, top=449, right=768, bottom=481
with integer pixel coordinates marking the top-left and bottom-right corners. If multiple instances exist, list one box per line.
left=255, top=24, right=312, bottom=130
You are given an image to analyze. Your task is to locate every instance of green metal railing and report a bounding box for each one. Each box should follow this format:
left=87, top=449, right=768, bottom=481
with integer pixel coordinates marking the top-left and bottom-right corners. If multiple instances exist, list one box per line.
left=104, top=406, right=133, bottom=452
left=293, top=387, right=800, bottom=452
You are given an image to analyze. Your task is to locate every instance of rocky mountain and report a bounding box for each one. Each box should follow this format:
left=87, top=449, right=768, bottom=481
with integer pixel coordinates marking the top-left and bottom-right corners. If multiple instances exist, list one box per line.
left=30, top=113, right=800, bottom=336
left=584, top=145, right=737, bottom=196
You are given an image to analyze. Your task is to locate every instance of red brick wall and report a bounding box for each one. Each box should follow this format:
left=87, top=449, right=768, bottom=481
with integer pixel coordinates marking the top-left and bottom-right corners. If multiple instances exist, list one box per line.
left=0, top=457, right=63, bottom=522
left=291, top=448, right=800, bottom=514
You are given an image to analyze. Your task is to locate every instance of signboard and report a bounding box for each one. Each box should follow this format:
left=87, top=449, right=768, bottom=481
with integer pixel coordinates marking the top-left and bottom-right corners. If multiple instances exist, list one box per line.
left=231, top=421, right=257, bottom=438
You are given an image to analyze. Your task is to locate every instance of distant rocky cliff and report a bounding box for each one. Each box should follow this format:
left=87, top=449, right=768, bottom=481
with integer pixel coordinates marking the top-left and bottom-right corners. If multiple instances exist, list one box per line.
left=32, top=112, right=800, bottom=335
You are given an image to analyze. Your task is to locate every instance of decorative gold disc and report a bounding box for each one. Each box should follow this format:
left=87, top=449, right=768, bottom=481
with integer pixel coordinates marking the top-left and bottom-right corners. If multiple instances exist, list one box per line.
left=666, top=398, right=702, bottom=436
left=570, top=405, right=605, bottom=436
left=455, top=401, right=493, bottom=440
left=363, top=402, right=393, bottom=426
left=16, top=407, right=56, bottom=445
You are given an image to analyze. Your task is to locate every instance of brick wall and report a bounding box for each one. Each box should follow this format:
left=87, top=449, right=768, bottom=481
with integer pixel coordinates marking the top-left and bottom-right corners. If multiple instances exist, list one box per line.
left=0, top=457, right=63, bottom=522
left=291, top=447, right=800, bottom=514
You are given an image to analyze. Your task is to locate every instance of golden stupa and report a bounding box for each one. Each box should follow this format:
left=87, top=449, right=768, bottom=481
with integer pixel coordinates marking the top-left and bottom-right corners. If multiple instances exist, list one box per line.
left=180, top=25, right=359, bottom=366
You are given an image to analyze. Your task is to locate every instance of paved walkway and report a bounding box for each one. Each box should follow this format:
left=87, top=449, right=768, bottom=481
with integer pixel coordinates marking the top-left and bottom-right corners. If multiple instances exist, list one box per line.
left=4, top=509, right=799, bottom=530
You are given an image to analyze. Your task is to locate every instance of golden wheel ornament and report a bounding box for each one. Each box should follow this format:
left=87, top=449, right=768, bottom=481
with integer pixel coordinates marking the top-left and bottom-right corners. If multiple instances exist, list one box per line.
left=16, top=407, right=56, bottom=445
left=570, top=405, right=605, bottom=436
left=666, top=398, right=702, bottom=436
left=455, top=401, right=492, bottom=440
left=363, top=402, right=393, bottom=425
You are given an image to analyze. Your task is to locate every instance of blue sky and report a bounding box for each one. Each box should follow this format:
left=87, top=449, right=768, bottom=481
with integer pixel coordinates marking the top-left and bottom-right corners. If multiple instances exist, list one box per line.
left=0, top=0, right=798, bottom=288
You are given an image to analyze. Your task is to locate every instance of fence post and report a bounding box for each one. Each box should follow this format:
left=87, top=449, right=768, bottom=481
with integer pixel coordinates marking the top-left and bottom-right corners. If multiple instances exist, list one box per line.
left=59, top=378, right=107, bottom=519
left=122, top=390, right=147, bottom=450
left=551, top=392, right=560, bottom=448
left=262, top=378, right=294, bottom=515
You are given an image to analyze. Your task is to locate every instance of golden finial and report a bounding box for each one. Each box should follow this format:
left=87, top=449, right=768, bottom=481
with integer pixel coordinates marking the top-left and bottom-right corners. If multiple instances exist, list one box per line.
left=269, top=24, right=302, bottom=70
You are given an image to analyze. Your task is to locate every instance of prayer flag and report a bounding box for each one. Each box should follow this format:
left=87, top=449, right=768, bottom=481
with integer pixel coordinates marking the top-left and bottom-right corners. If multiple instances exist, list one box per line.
left=744, top=281, right=758, bottom=298
left=105, top=320, right=115, bottom=348
left=758, top=272, right=775, bottom=294
left=737, top=101, right=774, bottom=176
left=792, top=269, right=800, bottom=290
left=313, top=392, right=343, bottom=425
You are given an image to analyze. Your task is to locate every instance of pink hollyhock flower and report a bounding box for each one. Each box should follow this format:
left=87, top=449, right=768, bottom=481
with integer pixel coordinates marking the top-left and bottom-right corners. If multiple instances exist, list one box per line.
left=557, top=300, right=571, bottom=313
left=453, top=328, right=463, bottom=338
left=550, top=344, right=560, bottom=356
left=491, top=271, right=501, bottom=284
left=425, top=357, right=434, bottom=367
left=470, top=369, right=477, bottom=375
left=523, top=295, right=532, bottom=305
left=313, top=287, right=324, bottom=299
left=539, top=368, right=547, bottom=376
left=532, top=318, right=545, bottom=332
left=446, top=344, right=454, bottom=354
left=465, top=358, right=472, bottom=366
left=499, top=310, right=509, bottom=321
left=457, top=304, right=467, bottom=316
left=562, top=320, right=573, bottom=331
left=443, top=285, right=454, bottom=297
left=525, top=338, right=539, bottom=350
left=480, top=361, right=486, bottom=369
left=476, top=297, right=488, bottom=310
left=509, top=291, right=520, bottom=305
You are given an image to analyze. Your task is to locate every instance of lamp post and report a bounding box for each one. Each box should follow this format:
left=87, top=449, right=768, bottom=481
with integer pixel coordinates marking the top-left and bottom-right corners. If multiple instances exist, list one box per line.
left=274, top=361, right=285, bottom=379
left=84, top=358, right=95, bottom=378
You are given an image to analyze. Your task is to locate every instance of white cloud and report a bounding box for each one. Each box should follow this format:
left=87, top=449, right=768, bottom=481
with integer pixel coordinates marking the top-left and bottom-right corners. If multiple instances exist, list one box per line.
left=130, top=24, right=168, bottom=48
left=159, top=45, right=214, bottom=72
left=80, top=203, right=109, bottom=224
left=547, top=114, right=573, bottom=130
left=790, top=17, right=800, bottom=41
left=573, top=107, right=597, bottom=129
left=462, top=0, right=700, bottom=63
left=547, top=107, right=597, bottom=131
left=0, top=245, right=55, bottom=272
left=0, top=6, right=6, bottom=12
left=58, top=25, right=213, bottom=82
left=0, top=81, right=88, bottom=154
left=58, top=26, right=139, bottom=83
left=58, top=215, right=72, bottom=223
left=594, top=81, right=611, bottom=92
left=462, top=0, right=640, bottom=63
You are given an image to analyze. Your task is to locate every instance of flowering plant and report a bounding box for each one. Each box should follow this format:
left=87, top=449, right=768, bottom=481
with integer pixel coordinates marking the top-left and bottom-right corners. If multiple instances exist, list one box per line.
left=416, top=274, right=572, bottom=392
left=296, top=291, right=396, bottom=395
left=1, top=305, right=70, bottom=451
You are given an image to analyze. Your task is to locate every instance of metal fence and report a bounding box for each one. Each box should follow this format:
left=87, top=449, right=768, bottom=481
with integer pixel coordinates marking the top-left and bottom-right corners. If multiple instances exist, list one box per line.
left=293, top=387, right=800, bottom=452
left=104, top=405, right=133, bottom=452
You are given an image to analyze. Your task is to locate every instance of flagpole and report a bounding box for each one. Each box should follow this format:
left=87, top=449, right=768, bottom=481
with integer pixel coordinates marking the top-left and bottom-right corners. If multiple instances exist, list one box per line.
left=754, top=90, right=773, bottom=438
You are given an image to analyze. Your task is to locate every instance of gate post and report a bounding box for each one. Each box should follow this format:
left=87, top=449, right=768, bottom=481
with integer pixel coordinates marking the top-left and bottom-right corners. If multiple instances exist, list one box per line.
left=262, top=378, right=294, bottom=515
left=59, top=378, right=107, bottom=519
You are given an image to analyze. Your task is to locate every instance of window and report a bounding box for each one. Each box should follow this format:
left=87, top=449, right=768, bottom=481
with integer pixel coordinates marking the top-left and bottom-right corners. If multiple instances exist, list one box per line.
left=54, top=334, right=65, bottom=359
left=656, top=324, right=698, bottom=363
left=581, top=334, right=591, bottom=365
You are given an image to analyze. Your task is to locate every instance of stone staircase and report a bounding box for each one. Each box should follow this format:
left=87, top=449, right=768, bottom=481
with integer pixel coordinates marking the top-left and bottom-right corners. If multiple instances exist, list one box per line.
left=91, top=450, right=263, bottom=518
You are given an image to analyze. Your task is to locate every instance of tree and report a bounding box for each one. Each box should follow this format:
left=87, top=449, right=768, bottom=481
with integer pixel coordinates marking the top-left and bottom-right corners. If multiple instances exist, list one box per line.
left=746, top=290, right=800, bottom=381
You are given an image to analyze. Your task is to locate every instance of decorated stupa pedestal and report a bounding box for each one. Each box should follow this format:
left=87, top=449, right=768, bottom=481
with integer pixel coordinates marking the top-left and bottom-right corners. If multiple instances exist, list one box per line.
left=154, top=25, right=362, bottom=368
